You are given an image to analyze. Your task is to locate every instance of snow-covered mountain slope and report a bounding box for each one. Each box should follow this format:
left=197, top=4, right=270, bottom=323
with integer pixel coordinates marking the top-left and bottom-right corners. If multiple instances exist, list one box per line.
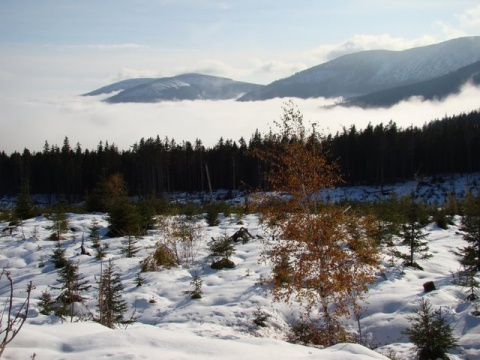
left=343, top=60, right=480, bottom=108
left=1, top=191, right=479, bottom=359
left=82, top=78, right=157, bottom=96
left=239, top=36, right=480, bottom=101
left=84, top=74, right=264, bottom=103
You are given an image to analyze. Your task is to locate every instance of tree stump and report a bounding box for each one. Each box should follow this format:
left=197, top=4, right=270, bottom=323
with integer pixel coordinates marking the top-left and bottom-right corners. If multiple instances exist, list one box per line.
left=423, top=281, right=436, bottom=293
left=230, top=227, right=254, bottom=243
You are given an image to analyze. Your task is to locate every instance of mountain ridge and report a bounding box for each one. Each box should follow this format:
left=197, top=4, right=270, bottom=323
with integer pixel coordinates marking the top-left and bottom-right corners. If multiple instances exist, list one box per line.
left=238, top=36, right=480, bottom=101
left=84, top=36, right=480, bottom=106
left=84, top=73, right=264, bottom=103
left=343, top=59, right=480, bottom=108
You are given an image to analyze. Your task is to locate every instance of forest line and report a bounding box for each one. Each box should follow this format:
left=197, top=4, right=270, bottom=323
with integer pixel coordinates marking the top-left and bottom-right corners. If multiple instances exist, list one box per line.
left=0, top=109, right=479, bottom=200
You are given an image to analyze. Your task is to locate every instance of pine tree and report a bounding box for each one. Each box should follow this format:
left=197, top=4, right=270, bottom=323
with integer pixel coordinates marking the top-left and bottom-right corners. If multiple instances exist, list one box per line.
left=38, top=289, right=55, bottom=315
left=107, top=196, right=141, bottom=237
left=49, top=202, right=69, bottom=240
left=457, top=189, right=480, bottom=272
left=463, top=269, right=479, bottom=302
left=121, top=235, right=140, bottom=258
left=444, top=192, right=458, bottom=217
left=184, top=273, right=203, bottom=299
left=54, top=261, right=91, bottom=320
left=89, top=218, right=101, bottom=247
left=398, top=200, right=432, bottom=270
left=208, top=235, right=235, bottom=269
left=370, top=194, right=404, bottom=246
left=402, top=298, right=458, bottom=360
left=13, top=184, right=35, bottom=222
left=50, top=241, right=68, bottom=268
left=87, top=173, right=128, bottom=213
left=205, top=204, right=220, bottom=226
left=85, top=175, right=108, bottom=213
left=89, top=218, right=107, bottom=259
left=97, top=260, right=128, bottom=328
left=272, top=252, right=292, bottom=286
left=134, top=271, right=146, bottom=287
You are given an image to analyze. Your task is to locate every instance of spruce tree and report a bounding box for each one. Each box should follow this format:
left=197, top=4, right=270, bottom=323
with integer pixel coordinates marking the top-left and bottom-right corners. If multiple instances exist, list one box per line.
left=403, top=298, right=458, bottom=360
left=208, top=235, right=235, bottom=269
left=13, top=184, right=35, bottom=221
left=49, top=202, right=69, bottom=240
left=464, top=270, right=479, bottom=302
left=183, top=273, right=203, bottom=299
left=50, top=241, right=68, bottom=268
left=54, top=261, right=91, bottom=320
left=107, top=197, right=141, bottom=237
left=134, top=271, right=146, bottom=287
left=97, top=260, right=128, bottom=328
left=38, top=289, right=55, bottom=315
left=398, top=201, right=432, bottom=269
left=457, top=189, right=480, bottom=272
left=89, top=218, right=101, bottom=247
left=89, top=218, right=107, bottom=259
left=121, top=235, right=140, bottom=258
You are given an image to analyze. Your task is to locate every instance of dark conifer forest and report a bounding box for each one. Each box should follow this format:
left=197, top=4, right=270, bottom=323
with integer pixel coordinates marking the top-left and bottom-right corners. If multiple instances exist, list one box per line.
left=1, top=109, right=479, bottom=200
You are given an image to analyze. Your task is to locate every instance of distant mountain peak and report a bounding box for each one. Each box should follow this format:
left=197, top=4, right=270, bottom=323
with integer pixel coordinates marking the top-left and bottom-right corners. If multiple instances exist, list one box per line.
left=84, top=73, right=264, bottom=103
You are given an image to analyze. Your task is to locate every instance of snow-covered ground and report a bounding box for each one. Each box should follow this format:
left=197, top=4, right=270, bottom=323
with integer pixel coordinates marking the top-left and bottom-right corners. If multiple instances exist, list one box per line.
left=1, top=183, right=480, bottom=359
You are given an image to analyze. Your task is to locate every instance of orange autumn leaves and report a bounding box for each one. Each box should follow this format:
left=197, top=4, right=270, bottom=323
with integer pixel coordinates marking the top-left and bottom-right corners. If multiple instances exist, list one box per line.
left=254, top=101, right=381, bottom=346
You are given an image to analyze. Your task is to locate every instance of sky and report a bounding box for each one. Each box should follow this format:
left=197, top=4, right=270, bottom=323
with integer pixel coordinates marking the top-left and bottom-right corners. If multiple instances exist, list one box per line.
left=0, top=1, right=480, bottom=153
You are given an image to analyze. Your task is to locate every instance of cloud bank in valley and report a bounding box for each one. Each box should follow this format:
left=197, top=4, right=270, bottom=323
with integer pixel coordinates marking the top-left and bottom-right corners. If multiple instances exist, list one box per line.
left=1, top=83, right=480, bottom=154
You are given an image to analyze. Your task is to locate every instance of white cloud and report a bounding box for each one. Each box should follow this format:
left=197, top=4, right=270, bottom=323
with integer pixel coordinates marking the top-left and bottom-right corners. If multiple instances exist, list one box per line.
left=1, top=84, right=479, bottom=155
left=111, top=67, right=168, bottom=82
left=457, top=4, right=480, bottom=30
left=68, top=44, right=148, bottom=51
left=216, top=2, right=231, bottom=10
left=0, top=69, right=13, bottom=81
left=307, top=34, right=438, bottom=64
left=304, top=4, right=480, bottom=65
left=431, top=4, right=480, bottom=39
left=177, top=59, right=242, bottom=79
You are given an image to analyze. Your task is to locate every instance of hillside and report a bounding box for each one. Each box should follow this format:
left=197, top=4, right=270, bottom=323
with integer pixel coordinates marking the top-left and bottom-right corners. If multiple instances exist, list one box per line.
left=82, top=78, right=158, bottom=96
left=238, top=36, right=480, bottom=101
left=84, top=74, right=264, bottom=103
left=343, top=60, right=480, bottom=108
left=81, top=37, right=480, bottom=107
left=1, top=177, right=480, bottom=359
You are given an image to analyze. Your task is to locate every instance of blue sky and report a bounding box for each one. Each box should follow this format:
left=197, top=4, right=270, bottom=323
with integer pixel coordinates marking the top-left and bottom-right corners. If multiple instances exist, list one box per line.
left=1, top=0, right=479, bottom=96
